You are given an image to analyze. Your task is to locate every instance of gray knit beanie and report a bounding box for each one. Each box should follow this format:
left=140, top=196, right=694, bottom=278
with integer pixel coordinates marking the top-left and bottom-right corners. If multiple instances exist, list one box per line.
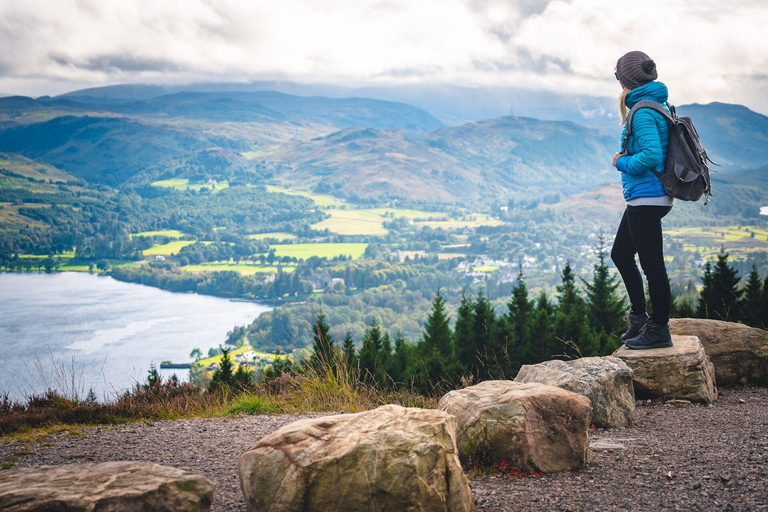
left=615, top=50, right=658, bottom=90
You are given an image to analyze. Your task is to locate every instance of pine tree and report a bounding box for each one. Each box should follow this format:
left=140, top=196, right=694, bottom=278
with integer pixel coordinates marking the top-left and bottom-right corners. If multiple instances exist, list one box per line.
left=740, top=265, right=765, bottom=328
left=209, top=347, right=235, bottom=391
left=308, top=312, right=336, bottom=370
left=358, top=319, right=384, bottom=385
left=341, top=331, right=356, bottom=370
left=505, top=270, right=535, bottom=368
left=698, top=249, right=742, bottom=321
left=530, top=291, right=556, bottom=363
left=473, top=291, right=499, bottom=379
left=453, top=293, right=477, bottom=376
left=422, top=289, right=453, bottom=357
left=389, top=331, right=411, bottom=386
left=696, top=261, right=714, bottom=318
left=583, top=235, right=626, bottom=340
left=413, top=290, right=462, bottom=393
left=554, top=263, right=600, bottom=357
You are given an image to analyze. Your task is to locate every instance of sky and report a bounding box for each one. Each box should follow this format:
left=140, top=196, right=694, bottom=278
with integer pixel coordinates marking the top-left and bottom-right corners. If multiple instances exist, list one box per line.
left=1, top=0, right=767, bottom=113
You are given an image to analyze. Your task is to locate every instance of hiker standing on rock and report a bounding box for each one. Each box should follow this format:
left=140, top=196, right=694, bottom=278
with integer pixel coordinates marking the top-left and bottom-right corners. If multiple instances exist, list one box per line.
left=610, top=50, right=674, bottom=350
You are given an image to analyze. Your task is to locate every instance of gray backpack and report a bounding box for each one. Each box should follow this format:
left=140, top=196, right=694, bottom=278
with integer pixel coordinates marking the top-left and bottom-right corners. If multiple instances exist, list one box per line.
left=622, top=100, right=716, bottom=204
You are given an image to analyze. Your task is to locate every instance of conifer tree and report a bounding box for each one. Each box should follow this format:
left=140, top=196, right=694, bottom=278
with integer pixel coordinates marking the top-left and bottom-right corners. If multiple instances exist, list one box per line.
left=473, top=291, right=499, bottom=379
left=422, top=289, right=453, bottom=357
left=341, top=331, right=356, bottom=370
left=389, top=331, right=411, bottom=386
left=740, top=265, right=765, bottom=328
left=453, top=293, right=477, bottom=376
left=530, top=291, right=556, bottom=362
left=505, top=270, right=535, bottom=368
left=698, top=249, right=742, bottom=321
left=358, top=319, right=384, bottom=385
left=308, top=312, right=336, bottom=370
left=413, top=290, right=462, bottom=392
left=696, top=261, right=714, bottom=318
left=583, top=235, right=625, bottom=341
left=209, top=347, right=235, bottom=391
left=554, top=262, right=600, bottom=357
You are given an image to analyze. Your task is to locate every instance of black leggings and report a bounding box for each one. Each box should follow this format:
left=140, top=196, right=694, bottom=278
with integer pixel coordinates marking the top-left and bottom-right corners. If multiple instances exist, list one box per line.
left=610, top=205, right=672, bottom=325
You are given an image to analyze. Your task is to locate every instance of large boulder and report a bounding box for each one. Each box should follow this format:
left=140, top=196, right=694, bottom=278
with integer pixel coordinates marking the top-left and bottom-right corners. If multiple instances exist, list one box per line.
left=0, top=461, right=213, bottom=512
left=437, top=380, right=592, bottom=473
left=237, top=404, right=473, bottom=512
left=613, top=335, right=718, bottom=404
left=514, top=356, right=635, bottom=428
left=669, top=318, right=768, bottom=386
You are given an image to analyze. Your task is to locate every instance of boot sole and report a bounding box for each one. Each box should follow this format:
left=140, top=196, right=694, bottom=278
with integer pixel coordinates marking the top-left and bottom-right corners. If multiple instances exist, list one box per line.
left=624, top=340, right=673, bottom=350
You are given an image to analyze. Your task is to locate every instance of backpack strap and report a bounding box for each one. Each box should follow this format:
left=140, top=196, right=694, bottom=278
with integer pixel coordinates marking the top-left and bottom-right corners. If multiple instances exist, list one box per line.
left=621, top=100, right=676, bottom=153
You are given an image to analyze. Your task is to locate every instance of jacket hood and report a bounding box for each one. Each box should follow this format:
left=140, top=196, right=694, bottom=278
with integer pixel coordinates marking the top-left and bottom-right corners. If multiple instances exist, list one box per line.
left=625, top=81, right=668, bottom=109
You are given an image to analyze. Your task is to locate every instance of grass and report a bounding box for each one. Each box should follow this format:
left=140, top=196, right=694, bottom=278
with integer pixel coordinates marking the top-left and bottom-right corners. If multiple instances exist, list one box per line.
left=311, top=209, right=389, bottom=236
left=143, top=240, right=197, bottom=256
left=473, top=265, right=499, bottom=272
left=247, top=232, right=297, bottom=241
left=414, top=214, right=505, bottom=229
left=269, top=243, right=368, bottom=260
left=183, top=263, right=294, bottom=275
left=666, top=225, right=768, bottom=259
left=241, top=148, right=279, bottom=160
left=265, top=185, right=345, bottom=208
left=151, top=179, right=229, bottom=192
left=225, top=395, right=281, bottom=415
left=130, top=230, right=186, bottom=239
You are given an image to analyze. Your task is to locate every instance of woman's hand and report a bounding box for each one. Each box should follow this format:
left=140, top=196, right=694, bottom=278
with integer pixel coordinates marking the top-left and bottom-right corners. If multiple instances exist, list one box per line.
left=612, top=152, right=626, bottom=167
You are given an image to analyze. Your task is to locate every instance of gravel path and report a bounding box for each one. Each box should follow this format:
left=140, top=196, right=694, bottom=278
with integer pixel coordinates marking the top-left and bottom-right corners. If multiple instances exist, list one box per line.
left=1, top=388, right=767, bottom=511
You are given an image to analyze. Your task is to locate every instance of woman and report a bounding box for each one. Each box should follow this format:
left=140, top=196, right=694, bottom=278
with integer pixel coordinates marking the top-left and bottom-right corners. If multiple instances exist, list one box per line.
left=610, top=50, right=674, bottom=349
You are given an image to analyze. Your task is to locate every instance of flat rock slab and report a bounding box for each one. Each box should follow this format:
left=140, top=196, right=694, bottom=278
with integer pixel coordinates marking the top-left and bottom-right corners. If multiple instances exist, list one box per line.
left=0, top=461, right=214, bottom=512
left=614, top=335, right=718, bottom=404
left=438, top=380, right=592, bottom=473
left=669, top=318, right=768, bottom=386
left=589, top=440, right=626, bottom=451
left=515, top=356, right=635, bottom=428
left=237, top=404, right=473, bottom=512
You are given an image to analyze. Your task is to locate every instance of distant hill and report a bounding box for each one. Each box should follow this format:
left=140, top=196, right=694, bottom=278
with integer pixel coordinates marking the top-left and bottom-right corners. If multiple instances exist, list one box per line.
left=269, top=116, right=616, bottom=202
left=676, top=103, right=768, bottom=171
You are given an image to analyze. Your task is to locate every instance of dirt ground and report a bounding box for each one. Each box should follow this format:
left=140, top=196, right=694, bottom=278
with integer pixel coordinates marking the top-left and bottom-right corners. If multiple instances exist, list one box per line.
left=1, top=387, right=766, bottom=511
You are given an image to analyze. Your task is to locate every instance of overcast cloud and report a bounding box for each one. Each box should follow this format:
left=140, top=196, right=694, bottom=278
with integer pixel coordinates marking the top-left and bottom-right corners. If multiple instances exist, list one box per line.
left=1, top=0, right=766, bottom=113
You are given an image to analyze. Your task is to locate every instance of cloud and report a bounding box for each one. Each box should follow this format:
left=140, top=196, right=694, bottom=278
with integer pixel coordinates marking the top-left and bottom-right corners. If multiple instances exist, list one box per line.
left=0, top=0, right=766, bottom=113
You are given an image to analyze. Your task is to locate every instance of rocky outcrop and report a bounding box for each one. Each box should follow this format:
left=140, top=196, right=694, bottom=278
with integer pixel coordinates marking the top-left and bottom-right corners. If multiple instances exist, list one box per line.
left=669, top=318, right=768, bottom=386
left=438, top=380, right=592, bottom=473
left=237, top=404, right=473, bottom=512
left=614, top=335, right=718, bottom=404
left=514, top=356, right=635, bottom=428
left=0, top=461, right=213, bottom=512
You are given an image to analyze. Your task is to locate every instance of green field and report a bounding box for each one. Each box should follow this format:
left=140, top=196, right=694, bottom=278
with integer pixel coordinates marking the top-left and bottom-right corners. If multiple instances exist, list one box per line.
left=269, top=243, right=368, bottom=260
left=666, top=225, right=768, bottom=259
left=130, top=230, right=186, bottom=239
left=311, top=209, right=389, bottom=236
left=368, top=208, right=447, bottom=220
left=241, top=148, right=279, bottom=160
left=143, top=240, right=198, bottom=256
left=247, top=232, right=297, bottom=241
left=151, top=179, right=229, bottom=192
left=266, top=185, right=345, bottom=208
left=193, top=345, right=282, bottom=373
left=183, top=263, right=294, bottom=275
left=414, top=214, right=505, bottom=229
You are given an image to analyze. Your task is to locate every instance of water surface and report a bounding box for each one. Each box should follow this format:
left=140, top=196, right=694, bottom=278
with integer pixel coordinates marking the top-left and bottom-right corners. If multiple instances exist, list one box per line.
left=0, top=272, right=270, bottom=401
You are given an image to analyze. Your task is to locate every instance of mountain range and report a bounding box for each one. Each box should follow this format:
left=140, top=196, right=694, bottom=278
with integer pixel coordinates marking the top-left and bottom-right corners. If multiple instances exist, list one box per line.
left=1, top=84, right=767, bottom=204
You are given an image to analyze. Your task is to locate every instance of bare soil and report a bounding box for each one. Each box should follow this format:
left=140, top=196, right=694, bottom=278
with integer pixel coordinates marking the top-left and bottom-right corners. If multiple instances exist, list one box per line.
left=1, top=387, right=766, bottom=511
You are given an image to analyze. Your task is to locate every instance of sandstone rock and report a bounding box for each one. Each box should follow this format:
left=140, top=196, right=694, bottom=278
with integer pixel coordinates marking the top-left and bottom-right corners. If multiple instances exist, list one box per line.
left=613, top=335, right=718, bottom=404
left=237, top=404, right=473, bottom=512
left=0, top=461, right=213, bottom=512
left=669, top=318, right=768, bottom=386
left=514, top=356, right=635, bottom=428
left=437, top=380, right=592, bottom=473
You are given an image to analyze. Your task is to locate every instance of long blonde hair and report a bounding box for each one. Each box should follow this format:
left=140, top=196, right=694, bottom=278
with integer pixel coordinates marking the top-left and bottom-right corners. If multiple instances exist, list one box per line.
left=618, top=87, right=631, bottom=125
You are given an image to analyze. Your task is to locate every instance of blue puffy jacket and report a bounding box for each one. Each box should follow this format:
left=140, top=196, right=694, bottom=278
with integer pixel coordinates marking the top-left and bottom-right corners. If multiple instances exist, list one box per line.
left=615, top=81, right=670, bottom=201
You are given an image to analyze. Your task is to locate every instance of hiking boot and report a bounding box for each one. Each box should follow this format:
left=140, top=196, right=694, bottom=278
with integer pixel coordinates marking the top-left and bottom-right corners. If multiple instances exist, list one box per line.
left=620, top=311, right=649, bottom=342
left=624, top=320, right=673, bottom=350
